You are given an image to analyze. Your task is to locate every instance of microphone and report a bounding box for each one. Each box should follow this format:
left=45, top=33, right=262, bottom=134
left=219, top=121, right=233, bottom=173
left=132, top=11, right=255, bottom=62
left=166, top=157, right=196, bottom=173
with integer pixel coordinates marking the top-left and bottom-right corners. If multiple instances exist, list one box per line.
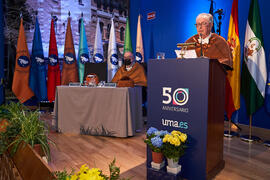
left=200, top=33, right=203, bottom=57
left=215, top=9, right=224, bottom=14
left=177, top=42, right=196, bottom=48
left=124, top=60, right=127, bottom=71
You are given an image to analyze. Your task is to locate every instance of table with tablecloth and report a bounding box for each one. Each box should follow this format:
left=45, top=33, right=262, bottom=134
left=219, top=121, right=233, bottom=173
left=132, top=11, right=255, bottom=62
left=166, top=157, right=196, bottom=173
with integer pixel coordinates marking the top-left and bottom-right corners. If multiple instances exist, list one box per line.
left=53, top=86, right=143, bottom=137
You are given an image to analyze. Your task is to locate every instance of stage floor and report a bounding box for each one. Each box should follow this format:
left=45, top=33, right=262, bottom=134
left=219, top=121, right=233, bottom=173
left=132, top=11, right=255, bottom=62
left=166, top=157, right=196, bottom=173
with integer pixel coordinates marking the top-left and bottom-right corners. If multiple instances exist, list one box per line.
left=41, top=113, right=270, bottom=179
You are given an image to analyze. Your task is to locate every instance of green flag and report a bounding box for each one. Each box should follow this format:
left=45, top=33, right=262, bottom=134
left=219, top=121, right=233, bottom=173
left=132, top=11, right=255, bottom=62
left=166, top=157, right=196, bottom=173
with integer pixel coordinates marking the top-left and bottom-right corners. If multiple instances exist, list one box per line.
left=123, top=17, right=133, bottom=54
left=241, top=0, right=266, bottom=115
left=77, top=18, right=89, bottom=84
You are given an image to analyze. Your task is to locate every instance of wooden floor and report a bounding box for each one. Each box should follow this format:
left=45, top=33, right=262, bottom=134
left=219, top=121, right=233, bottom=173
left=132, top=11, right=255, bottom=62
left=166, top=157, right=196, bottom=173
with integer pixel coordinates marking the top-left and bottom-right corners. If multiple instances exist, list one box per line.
left=47, top=122, right=270, bottom=180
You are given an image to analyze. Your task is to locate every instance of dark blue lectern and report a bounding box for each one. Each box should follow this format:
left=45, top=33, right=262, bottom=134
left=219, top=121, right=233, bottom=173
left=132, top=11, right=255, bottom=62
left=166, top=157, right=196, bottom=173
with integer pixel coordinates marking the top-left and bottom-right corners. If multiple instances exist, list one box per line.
left=147, top=58, right=226, bottom=180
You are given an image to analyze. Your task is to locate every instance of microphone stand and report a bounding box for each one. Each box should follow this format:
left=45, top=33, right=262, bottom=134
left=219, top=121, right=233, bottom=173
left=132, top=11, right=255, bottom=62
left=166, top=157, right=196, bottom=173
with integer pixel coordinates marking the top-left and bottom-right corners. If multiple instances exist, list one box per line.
left=200, top=33, right=203, bottom=57
left=215, top=9, right=224, bottom=35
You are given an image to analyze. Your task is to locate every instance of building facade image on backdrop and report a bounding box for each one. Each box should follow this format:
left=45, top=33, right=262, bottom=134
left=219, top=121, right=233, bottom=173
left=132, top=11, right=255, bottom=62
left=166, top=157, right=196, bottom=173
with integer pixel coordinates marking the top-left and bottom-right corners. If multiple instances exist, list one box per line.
left=1, top=0, right=128, bottom=99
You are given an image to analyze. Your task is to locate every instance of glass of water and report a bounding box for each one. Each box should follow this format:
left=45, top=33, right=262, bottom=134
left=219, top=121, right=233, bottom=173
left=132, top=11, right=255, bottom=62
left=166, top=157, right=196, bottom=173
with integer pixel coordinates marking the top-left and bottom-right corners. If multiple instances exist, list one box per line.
left=156, top=52, right=165, bottom=59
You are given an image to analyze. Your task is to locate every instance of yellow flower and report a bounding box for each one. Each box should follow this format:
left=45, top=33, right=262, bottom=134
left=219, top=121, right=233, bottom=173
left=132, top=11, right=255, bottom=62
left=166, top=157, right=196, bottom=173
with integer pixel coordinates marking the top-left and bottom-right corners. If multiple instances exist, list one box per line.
left=169, top=137, right=181, bottom=146
left=180, top=133, right=187, bottom=143
left=69, top=174, right=78, bottom=180
left=175, top=138, right=181, bottom=146
left=79, top=164, right=89, bottom=173
left=163, top=134, right=170, bottom=142
left=171, top=130, right=182, bottom=136
left=163, top=137, right=167, bottom=143
left=168, top=135, right=174, bottom=143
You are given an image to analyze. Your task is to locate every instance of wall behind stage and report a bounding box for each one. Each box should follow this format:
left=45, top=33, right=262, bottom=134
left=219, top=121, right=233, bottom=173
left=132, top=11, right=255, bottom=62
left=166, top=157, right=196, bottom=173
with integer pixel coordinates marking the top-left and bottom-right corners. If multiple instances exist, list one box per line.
left=129, top=0, right=270, bottom=130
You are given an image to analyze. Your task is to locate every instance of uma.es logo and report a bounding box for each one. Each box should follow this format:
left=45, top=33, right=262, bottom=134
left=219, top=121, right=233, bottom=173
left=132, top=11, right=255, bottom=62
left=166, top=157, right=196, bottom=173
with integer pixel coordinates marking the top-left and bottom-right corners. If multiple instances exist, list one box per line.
left=162, top=87, right=189, bottom=106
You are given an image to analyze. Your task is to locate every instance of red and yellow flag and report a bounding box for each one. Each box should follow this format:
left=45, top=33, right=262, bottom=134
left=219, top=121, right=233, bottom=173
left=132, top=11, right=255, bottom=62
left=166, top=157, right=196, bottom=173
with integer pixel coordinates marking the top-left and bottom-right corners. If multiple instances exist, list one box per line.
left=226, top=0, right=241, bottom=119
left=61, top=17, right=78, bottom=85
left=12, top=18, right=34, bottom=103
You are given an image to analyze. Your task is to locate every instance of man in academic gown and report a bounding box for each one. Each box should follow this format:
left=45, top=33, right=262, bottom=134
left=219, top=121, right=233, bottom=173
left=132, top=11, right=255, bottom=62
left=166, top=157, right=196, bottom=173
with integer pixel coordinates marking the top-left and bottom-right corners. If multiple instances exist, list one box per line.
left=185, top=13, right=233, bottom=69
left=111, top=51, right=147, bottom=86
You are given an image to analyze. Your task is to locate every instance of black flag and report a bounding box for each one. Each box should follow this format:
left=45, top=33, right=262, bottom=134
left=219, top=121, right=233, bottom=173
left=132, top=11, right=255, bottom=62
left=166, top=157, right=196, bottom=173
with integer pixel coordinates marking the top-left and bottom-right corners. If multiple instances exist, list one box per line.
left=209, top=0, right=215, bottom=33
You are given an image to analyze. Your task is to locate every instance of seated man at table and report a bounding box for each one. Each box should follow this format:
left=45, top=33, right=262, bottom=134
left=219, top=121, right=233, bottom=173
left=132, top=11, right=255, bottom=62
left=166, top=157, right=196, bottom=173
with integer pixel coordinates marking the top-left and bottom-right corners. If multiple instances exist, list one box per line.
left=111, top=51, right=147, bottom=87
left=185, top=13, right=233, bottom=69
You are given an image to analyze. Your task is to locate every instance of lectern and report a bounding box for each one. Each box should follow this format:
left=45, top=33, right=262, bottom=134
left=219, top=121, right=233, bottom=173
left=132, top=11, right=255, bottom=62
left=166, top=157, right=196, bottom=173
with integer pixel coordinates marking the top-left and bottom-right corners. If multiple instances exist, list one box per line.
left=147, top=58, right=226, bottom=180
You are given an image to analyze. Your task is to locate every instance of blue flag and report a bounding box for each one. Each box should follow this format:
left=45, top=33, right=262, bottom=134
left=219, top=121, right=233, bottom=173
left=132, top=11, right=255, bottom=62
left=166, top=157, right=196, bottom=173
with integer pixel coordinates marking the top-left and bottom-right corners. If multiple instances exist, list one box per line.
left=29, top=18, right=47, bottom=101
left=265, top=61, right=270, bottom=114
left=0, top=1, right=4, bottom=104
left=77, top=18, right=89, bottom=84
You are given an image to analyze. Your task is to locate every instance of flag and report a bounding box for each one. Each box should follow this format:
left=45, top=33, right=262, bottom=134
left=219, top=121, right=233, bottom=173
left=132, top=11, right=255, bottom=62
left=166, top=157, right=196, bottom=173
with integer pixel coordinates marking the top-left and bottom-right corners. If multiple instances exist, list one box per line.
left=135, top=15, right=144, bottom=63
left=123, top=17, right=133, bottom=54
left=107, top=18, right=118, bottom=82
left=265, top=60, right=270, bottom=113
left=47, top=18, right=61, bottom=102
left=225, top=0, right=241, bottom=119
left=241, top=0, right=266, bottom=115
left=12, top=18, right=34, bottom=103
left=0, top=1, right=4, bottom=104
left=77, top=17, right=89, bottom=84
left=209, top=0, right=215, bottom=33
left=29, top=18, right=47, bottom=101
left=93, top=18, right=104, bottom=63
left=61, top=17, right=78, bottom=85
left=149, top=29, right=155, bottom=59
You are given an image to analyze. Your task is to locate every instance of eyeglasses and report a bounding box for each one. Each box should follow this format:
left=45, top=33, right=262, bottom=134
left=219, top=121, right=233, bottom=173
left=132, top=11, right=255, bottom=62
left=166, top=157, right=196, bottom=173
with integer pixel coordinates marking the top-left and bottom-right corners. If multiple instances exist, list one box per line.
left=195, top=22, right=209, bottom=27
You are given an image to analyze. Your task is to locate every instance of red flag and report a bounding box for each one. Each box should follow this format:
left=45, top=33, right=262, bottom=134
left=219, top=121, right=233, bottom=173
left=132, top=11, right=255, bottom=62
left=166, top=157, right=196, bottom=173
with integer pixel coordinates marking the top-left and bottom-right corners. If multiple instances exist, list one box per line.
left=61, top=17, right=78, bottom=85
left=12, top=18, right=34, bottom=103
left=226, top=0, right=241, bottom=119
left=47, top=19, right=61, bottom=102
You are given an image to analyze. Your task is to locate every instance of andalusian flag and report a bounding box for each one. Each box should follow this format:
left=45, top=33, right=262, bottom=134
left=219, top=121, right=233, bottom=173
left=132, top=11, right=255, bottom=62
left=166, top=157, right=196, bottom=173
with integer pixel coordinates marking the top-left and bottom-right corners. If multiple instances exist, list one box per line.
left=47, top=18, right=61, bottom=102
left=107, top=18, right=118, bottom=82
left=136, top=15, right=144, bottom=63
left=29, top=18, right=47, bottom=101
left=93, top=18, right=104, bottom=63
left=225, top=0, right=241, bottom=119
left=12, top=18, right=34, bottom=103
left=241, top=0, right=266, bottom=115
left=61, top=17, right=79, bottom=85
left=123, top=17, right=132, bottom=54
left=77, top=18, right=89, bottom=84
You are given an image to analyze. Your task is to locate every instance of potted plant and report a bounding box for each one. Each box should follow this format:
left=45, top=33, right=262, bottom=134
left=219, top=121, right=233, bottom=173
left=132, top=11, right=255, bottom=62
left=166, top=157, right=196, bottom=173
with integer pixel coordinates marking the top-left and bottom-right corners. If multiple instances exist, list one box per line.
left=8, top=109, right=54, bottom=161
left=55, top=158, right=130, bottom=180
left=144, top=127, right=168, bottom=164
left=162, top=130, right=188, bottom=169
left=0, top=102, right=27, bottom=155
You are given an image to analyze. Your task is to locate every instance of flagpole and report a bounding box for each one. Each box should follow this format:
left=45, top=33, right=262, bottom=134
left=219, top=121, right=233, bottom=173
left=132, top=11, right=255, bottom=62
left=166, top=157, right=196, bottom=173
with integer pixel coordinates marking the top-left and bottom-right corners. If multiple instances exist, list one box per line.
left=240, top=115, right=261, bottom=142
left=35, top=10, right=39, bottom=111
left=249, top=115, right=252, bottom=139
left=263, top=140, right=270, bottom=147
left=224, top=117, right=239, bottom=138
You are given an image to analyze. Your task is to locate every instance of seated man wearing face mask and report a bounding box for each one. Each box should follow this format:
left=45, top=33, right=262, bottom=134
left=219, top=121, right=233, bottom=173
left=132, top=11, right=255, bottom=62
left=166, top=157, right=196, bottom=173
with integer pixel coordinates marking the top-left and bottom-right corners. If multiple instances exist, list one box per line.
left=111, top=51, right=147, bottom=87
left=185, top=13, right=233, bottom=69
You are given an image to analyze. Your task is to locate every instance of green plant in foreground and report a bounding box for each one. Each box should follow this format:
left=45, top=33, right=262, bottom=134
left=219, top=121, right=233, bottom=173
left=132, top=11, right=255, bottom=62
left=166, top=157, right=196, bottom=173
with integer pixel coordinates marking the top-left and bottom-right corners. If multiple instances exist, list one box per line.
left=0, top=102, right=27, bottom=154
left=54, top=169, right=74, bottom=180
left=9, top=110, right=54, bottom=161
left=55, top=158, right=131, bottom=180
